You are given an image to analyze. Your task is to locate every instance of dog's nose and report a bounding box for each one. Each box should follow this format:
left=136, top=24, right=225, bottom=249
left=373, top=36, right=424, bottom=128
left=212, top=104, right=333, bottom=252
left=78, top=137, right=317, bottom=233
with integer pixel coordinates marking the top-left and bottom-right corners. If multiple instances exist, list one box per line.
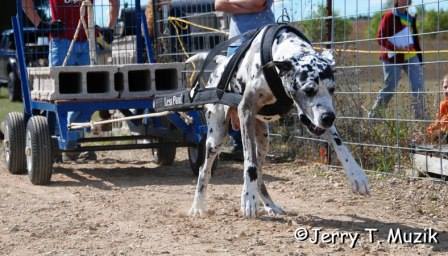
left=320, top=112, right=335, bottom=127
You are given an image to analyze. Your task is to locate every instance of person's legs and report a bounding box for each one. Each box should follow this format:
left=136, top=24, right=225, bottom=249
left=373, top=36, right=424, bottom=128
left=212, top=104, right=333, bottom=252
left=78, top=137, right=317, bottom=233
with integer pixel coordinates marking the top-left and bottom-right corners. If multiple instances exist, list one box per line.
left=226, top=45, right=243, bottom=155
left=74, top=41, right=90, bottom=66
left=369, top=61, right=402, bottom=118
left=50, top=40, right=96, bottom=161
left=404, top=56, right=427, bottom=119
left=49, top=39, right=73, bottom=66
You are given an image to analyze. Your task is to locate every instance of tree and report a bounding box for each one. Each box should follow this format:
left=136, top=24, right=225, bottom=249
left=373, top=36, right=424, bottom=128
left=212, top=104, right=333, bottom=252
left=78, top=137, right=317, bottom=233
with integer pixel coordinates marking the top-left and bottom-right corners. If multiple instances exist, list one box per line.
left=420, top=10, right=448, bottom=37
left=296, top=4, right=353, bottom=42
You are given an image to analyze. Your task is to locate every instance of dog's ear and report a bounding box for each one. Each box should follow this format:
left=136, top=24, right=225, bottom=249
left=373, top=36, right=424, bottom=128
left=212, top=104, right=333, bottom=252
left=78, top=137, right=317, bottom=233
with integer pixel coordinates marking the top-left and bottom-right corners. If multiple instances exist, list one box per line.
left=320, top=49, right=336, bottom=71
left=273, top=60, right=294, bottom=76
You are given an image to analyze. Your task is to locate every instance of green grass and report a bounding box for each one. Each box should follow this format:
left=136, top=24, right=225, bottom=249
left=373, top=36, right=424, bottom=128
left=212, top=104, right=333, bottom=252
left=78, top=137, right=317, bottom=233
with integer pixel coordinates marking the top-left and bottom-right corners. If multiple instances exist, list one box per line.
left=0, top=87, right=23, bottom=123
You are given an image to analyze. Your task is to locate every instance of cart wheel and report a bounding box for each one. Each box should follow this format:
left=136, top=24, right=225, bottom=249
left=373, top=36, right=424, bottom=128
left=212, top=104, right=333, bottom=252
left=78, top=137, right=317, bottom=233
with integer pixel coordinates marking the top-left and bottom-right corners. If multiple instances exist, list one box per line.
left=25, top=116, right=53, bottom=185
left=8, top=71, right=22, bottom=102
left=188, top=137, right=218, bottom=177
left=3, top=112, right=26, bottom=174
left=151, top=139, right=176, bottom=166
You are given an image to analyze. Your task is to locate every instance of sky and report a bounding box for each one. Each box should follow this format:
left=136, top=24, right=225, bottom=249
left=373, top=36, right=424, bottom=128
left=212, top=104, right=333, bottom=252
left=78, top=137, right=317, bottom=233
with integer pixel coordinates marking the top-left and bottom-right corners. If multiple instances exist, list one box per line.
left=94, top=0, right=448, bottom=26
left=272, top=0, right=448, bottom=20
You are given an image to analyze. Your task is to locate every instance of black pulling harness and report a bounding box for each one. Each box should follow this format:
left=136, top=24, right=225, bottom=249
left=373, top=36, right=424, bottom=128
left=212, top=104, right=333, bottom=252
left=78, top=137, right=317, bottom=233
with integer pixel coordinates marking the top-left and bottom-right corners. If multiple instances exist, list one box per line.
left=153, top=24, right=311, bottom=116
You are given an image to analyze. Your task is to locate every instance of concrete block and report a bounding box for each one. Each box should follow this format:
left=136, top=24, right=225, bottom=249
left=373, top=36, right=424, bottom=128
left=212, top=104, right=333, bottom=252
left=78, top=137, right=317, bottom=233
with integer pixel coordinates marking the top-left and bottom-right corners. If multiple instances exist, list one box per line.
left=28, top=65, right=119, bottom=101
left=112, top=36, right=137, bottom=65
left=116, top=62, right=185, bottom=99
left=152, top=63, right=185, bottom=93
left=28, top=63, right=185, bottom=101
left=117, top=64, right=153, bottom=99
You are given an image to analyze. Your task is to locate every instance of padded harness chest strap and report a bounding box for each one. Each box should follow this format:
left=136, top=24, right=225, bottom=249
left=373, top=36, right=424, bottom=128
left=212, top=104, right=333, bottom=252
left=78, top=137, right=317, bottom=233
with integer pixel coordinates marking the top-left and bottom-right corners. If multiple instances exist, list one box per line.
left=258, top=24, right=311, bottom=116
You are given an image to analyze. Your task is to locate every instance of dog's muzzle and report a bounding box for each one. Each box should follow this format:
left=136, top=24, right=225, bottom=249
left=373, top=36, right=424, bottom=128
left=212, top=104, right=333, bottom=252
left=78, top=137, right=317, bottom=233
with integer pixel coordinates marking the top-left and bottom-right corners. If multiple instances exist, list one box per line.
left=299, top=114, right=326, bottom=136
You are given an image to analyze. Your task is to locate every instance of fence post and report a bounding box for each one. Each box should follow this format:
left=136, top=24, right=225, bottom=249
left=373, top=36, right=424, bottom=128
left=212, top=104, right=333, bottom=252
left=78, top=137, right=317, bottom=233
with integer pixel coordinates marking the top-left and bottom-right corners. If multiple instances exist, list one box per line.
left=326, top=0, right=333, bottom=48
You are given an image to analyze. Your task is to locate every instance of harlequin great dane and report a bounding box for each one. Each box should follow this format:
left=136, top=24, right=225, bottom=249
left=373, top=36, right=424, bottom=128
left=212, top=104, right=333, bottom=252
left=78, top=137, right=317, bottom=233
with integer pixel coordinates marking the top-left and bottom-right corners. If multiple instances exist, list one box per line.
left=187, top=25, right=370, bottom=218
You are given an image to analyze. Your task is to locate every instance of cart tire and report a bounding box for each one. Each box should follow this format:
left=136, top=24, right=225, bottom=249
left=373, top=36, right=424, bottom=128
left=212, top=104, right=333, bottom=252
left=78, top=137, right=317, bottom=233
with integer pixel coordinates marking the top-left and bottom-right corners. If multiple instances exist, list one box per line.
left=8, top=72, right=22, bottom=102
left=3, top=112, right=26, bottom=174
left=26, top=116, right=53, bottom=185
left=152, top=141, right=176, bottom=166
left=188, top=137, right=218, bottom=177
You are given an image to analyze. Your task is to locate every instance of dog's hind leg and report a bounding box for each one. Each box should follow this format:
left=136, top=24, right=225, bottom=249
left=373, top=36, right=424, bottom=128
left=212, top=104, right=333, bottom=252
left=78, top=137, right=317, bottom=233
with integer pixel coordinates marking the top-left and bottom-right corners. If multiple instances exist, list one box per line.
left=190, top=104, right=228, bottom=217
left=254, top=120, right=286, bottom=216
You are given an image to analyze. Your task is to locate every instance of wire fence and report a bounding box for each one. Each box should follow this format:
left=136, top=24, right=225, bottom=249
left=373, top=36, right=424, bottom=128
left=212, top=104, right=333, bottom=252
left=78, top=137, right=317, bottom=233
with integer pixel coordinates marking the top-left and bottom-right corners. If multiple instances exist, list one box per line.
left=14, top=0, right=448, bottom=178
left=151, top=0, right=448, bottom=178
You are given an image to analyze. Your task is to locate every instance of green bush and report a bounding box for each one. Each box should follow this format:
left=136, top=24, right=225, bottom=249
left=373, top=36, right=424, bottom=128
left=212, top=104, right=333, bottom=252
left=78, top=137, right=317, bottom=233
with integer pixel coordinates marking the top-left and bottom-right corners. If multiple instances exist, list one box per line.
left=367, top=8, right=448, bottom=39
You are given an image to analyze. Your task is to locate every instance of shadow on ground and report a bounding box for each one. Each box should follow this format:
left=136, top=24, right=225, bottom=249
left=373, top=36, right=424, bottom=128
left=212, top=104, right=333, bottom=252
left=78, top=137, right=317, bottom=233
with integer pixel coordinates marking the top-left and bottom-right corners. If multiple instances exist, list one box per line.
left=51, top=159, right=288, bottom=190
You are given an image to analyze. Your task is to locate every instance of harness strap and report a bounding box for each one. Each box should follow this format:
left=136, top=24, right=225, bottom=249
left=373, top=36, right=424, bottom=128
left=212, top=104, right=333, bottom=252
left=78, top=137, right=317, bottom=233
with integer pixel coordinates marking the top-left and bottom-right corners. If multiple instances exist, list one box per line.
left=190, top=29, right=260, bottom=95
left=259, top=24, right=311, bottom=116
left=216, top=27, right=264, bottom=92
left=190, top=24, right=312, bottom=117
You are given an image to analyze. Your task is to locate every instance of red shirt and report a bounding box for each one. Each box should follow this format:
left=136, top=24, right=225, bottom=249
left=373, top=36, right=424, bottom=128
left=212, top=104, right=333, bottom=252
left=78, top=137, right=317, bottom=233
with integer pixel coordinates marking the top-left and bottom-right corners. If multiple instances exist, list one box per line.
left=377, top=10, right=422, bottom=63
left=50, top=0, right=92, bottom=41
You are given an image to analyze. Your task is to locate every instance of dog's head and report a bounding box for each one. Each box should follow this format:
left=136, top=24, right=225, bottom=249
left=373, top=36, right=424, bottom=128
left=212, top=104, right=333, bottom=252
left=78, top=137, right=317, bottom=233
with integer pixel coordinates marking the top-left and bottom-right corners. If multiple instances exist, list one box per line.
left=273, top=49, right=336, bottom=135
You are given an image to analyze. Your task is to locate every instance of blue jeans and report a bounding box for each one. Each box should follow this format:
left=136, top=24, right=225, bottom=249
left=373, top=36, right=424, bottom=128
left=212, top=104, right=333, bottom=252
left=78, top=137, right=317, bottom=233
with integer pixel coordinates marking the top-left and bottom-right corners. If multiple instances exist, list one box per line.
left=49, top=39, right=90, bottom=66
left=371, top=56, right=426, bottom=119
left=50, top=39, right=90, bottom=143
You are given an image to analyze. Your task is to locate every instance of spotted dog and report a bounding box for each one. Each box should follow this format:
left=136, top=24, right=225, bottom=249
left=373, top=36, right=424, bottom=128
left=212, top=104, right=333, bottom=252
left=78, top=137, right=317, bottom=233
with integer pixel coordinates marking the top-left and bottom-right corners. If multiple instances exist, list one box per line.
left=188, top=27, right=370, bottom=218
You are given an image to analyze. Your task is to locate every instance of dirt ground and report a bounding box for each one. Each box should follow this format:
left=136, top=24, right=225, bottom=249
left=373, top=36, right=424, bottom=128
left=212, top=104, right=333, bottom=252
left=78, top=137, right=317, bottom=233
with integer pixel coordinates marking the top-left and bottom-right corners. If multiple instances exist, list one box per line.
left=0, top=148, right=447, bottom=256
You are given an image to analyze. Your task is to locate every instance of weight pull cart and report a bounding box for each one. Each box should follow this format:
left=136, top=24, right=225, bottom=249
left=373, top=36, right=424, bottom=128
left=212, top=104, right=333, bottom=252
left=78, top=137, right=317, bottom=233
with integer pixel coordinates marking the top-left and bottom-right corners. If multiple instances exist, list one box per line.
left=1, top=0, right=218, bottom=185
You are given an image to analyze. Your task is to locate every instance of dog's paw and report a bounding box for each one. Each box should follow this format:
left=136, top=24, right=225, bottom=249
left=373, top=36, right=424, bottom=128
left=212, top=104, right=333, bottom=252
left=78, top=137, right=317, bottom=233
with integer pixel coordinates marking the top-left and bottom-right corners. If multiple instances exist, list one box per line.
left=241, top=189, right=258, bottom=218
left=189, top=199, right=207, bottom=217
left=264, top=203, right=286, bottom=216
left=347, top=168, right=370, bottom=195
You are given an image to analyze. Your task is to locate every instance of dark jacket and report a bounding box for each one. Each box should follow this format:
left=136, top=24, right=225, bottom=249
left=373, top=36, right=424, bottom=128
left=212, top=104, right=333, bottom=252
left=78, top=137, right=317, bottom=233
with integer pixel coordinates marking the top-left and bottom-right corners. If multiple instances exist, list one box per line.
left=377, top=10, right=422, bottom=63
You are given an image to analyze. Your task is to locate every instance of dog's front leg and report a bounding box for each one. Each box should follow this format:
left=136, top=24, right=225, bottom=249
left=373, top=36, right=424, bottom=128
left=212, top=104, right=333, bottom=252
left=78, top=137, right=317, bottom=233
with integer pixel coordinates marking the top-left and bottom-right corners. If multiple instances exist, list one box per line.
left=190, top=104, right=227, bottom=217
left=255, top=120, right=285, bottom=216
left=323, top=126, right=370, bottom=195
left=239, top=96, right=260, bottom=218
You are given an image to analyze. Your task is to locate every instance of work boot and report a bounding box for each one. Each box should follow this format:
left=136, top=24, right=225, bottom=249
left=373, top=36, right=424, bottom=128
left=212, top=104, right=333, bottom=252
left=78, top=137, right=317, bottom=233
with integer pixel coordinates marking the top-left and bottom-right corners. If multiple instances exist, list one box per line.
left=98, top=110, right=112, bottom=132
left=368, top=102, right=386, bottom=119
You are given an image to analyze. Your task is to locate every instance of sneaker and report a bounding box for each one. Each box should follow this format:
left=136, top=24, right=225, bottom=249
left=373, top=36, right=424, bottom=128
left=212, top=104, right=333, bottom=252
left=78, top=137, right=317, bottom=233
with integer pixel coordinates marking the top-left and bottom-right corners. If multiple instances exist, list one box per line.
left=220, top=145, right=244, bottom=162
left=62, top=151, right=97, bottom=162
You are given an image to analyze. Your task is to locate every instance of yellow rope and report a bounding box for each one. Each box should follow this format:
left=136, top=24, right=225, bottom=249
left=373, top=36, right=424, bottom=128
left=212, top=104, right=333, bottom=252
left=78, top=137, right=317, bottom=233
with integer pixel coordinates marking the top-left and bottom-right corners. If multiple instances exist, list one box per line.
left=168, top=16, right=228, bottom=35
left=315, top=47, right=448, bottom=54
left=167, top=17, right=448, bottom=87
left=169, top=16, right=448, bottom=55
left=168, top=17, right=197, bottom=86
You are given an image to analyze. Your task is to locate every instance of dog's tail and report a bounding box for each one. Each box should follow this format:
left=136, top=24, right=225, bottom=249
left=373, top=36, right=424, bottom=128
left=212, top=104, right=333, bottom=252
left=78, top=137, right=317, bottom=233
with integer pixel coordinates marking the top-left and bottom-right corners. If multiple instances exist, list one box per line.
left=186, top=52, right=228, bottom=68
left=185, top=52, right=228, bottom=87
left=186, top=52, right=208, bottom=67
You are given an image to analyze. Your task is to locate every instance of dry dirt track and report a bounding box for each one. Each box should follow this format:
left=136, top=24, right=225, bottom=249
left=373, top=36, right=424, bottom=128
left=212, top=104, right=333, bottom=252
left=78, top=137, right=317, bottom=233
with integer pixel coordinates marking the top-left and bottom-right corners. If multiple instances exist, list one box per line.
left=0, top=148, right=448, bottom=256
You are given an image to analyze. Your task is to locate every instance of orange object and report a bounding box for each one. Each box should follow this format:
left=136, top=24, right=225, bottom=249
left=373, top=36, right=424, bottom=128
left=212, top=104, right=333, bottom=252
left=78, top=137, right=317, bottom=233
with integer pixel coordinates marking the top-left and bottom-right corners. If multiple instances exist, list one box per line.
left=319, top=146, right=328, bottom=164
left=427, top=99, right=448, bottom=136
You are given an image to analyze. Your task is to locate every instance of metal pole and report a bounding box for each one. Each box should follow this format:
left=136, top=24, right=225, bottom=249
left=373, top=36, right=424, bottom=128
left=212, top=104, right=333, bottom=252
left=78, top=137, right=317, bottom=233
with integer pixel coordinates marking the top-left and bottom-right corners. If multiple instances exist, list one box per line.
left=326, top=0, right=333, bottom=48
left=135, top=0, right=144, bottom=63
left=86, top=0, right=97, bottom=65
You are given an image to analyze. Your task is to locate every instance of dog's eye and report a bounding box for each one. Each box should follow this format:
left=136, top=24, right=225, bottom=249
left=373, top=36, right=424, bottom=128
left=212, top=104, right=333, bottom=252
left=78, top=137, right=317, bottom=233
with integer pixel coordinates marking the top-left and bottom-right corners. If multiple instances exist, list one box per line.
left=302, top=86, right=317, bottom=97
left=328, top=87, right=335, bottom=95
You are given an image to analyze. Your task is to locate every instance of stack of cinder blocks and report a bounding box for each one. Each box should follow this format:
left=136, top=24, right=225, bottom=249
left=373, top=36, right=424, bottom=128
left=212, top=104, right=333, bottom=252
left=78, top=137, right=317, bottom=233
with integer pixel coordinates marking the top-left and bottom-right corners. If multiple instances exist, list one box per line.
left=28, top=63, right=184, bottom=101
